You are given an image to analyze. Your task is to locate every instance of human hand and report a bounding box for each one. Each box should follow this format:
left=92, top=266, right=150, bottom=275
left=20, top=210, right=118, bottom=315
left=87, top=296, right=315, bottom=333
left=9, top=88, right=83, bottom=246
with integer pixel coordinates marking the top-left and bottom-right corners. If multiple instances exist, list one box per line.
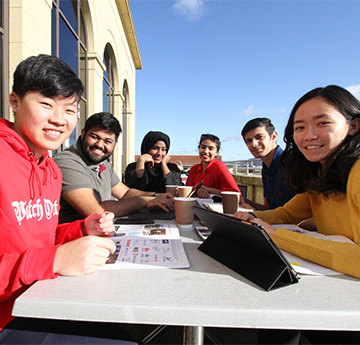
left=233, top=211, right=276, bottom=238
left=176, top=159, right=184, bottom=170
left=138, top=153, right=155, bottom=168
left=253, top=219, right=277, bottom=238
left=239, top=195, right=254, bottom=210
left=239, top=196, right=255, bottom=210
left=83, top=211, right=115, bottom=236
left=146, top=195, right=174, bottom=211
left=157, top=192, right=174, bottom=200
left=197, top=186, right=210, bottom=199
left=162, top=154, right=171, bottom=164
left=54, top=236, right=116, bottom=276
left=239, top=202, right=254, bottom=210
left=233, top=210, right=255, bottom=221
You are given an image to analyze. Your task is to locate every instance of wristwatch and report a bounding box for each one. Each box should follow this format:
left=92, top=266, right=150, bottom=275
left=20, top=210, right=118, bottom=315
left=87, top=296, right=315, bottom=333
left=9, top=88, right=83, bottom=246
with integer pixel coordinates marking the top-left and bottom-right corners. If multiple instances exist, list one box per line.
left=152, top=193, right=158, bottom=197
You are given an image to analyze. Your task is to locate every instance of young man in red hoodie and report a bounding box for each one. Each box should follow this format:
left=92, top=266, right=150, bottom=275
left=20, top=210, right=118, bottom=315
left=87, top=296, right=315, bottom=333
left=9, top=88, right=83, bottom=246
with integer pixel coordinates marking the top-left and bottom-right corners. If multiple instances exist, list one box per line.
left=0, top=55, right=136, bottom=344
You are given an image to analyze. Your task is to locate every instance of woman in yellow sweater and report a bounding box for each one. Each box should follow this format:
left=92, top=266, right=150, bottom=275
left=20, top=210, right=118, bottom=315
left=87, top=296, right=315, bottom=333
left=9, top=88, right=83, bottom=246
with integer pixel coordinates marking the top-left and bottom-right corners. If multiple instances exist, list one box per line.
left=235, top=85, right=360, bottom=279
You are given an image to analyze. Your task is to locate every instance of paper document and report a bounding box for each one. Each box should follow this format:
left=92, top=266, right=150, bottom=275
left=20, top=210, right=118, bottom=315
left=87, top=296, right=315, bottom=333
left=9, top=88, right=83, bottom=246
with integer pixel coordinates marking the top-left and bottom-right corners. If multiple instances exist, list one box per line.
left=195, top=198, right=214, bottom=208
left=203, top=202, right=253, bottom=214
left=281, top=250, right=341, bottom=276
left=102, top=222, right=190, bottom=270
left=274, top=224, right=352, bottom=276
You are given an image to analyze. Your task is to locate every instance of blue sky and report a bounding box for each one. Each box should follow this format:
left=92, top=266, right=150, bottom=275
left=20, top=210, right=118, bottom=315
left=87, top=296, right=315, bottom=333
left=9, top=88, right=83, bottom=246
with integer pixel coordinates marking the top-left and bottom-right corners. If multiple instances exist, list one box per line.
left=130, top=0, right=360, bottom=161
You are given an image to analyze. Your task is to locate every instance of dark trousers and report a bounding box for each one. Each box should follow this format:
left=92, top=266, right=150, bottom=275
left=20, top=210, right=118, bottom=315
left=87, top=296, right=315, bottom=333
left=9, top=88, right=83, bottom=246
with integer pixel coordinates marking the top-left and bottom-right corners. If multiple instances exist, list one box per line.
left=0, top=317, right=138, bottom=344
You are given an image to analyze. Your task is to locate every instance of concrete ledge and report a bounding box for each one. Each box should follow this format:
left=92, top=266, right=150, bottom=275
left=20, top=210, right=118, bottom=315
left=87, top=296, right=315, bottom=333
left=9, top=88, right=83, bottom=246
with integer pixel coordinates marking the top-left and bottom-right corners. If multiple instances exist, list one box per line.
left=233, top=174, right=264, bottom=205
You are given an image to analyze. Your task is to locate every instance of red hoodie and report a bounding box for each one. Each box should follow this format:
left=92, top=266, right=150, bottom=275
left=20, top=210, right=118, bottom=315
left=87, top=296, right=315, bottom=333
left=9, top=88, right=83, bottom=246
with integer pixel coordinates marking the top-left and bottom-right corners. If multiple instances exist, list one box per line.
left=0, top=118, right=84, bottom=331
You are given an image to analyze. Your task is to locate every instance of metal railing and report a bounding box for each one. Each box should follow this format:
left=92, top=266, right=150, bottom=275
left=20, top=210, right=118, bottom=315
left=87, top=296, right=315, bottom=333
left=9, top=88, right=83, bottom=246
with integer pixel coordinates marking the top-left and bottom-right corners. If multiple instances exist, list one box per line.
left=224, top=159, right=262, bottom=175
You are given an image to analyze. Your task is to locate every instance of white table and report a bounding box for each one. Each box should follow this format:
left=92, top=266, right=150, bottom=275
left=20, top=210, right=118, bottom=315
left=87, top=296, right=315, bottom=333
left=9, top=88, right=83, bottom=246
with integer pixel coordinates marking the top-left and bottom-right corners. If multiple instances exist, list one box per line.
left=12, top=221, right=360, bottom=344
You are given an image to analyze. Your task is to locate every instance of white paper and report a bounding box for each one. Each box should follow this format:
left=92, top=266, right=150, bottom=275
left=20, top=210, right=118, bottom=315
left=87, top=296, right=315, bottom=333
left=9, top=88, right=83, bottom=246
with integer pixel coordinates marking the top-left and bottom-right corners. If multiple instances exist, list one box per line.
left=113, top=222, right=181, bottom=239
left=102, top=223, right=190, bottom=270
left=281, top=250, right=341, bottom=276
left=203, top=202, right=253, bottom=213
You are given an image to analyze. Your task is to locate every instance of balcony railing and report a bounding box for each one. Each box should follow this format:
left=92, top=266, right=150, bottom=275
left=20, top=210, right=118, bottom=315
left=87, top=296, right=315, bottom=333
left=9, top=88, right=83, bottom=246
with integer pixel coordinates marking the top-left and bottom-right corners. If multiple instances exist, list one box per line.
left=224, top=159, right=262, bottom=176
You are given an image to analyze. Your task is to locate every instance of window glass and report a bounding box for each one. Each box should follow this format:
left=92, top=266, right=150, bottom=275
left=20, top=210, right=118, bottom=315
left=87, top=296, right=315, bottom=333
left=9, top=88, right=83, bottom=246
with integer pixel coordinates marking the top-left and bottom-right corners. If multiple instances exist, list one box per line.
left=79, top=7, right=86, bottom=46
left=103, top=46, right=115, bottom=164
left=103, top=75, right=109, bottom=112
left=52, top=0, right=87, bottom=149
left=59, top=0, right=77, bottom=34
left=51, top=7, right=56, bottom=55
left=123, top=82, right=128, bottom=113
left=59, top=16, right=77, bottom=74
left=80, top=44, right=87, bottom=96
left=103, top=46, right=114, bottom=114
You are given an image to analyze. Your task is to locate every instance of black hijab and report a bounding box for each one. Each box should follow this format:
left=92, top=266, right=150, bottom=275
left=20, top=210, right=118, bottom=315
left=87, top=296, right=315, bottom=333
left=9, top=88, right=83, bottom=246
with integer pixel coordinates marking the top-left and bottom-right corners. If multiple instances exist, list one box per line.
left=139, top=131, right=171, bottom=183
left=140, top=131, right=170, bottom=154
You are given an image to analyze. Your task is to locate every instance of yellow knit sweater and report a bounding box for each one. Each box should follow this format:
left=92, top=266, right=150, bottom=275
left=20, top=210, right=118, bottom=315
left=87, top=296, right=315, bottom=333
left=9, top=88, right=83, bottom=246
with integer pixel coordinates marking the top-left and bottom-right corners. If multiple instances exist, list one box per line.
left=254, top=159, right=360, bottom=278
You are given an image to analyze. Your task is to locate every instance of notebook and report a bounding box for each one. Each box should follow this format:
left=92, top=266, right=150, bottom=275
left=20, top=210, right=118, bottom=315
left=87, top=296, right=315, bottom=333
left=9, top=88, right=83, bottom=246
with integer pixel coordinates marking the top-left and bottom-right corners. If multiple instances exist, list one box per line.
left=192, top=205, right=300, bottom=291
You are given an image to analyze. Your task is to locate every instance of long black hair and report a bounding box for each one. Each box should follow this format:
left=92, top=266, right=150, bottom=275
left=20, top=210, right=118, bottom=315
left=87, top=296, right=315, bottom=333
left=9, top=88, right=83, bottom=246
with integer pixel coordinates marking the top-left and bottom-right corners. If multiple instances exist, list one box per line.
left=281, top=85, right=360, bottom=195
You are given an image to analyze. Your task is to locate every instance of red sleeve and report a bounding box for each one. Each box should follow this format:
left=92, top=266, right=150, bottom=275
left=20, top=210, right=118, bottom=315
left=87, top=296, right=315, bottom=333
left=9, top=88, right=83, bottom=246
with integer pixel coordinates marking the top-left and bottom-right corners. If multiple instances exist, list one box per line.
left=55, top=219, right=84, bottom=244
left=0, top=220, right=84, bottom=309
left=186, top=166, right=196, bottom=186
left=0, top=244, right=61, bottom=330
left=216, top=161, right=240, bottom=193
left=0, top=245, right=59, bottom=305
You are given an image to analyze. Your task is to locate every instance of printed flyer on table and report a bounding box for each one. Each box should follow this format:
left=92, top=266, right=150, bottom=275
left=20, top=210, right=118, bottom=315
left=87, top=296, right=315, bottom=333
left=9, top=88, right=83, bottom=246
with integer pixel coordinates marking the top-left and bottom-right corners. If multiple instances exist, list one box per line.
left=102, top=222, right=190, bottom=270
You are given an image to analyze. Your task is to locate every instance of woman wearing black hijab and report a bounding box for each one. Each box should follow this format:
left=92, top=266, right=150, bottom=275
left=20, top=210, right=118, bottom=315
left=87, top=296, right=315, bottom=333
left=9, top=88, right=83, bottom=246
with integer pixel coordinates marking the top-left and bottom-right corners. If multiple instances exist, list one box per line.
left=124, top=131, right=182, bottom=193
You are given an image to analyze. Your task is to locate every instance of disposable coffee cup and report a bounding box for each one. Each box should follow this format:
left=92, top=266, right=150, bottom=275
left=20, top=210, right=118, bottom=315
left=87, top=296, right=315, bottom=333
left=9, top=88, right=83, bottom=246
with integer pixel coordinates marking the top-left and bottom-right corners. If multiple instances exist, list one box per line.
left=221, top=191, right=240, bottom=215
left=174, top=197, right=196, bottom=225
left=177, top=186, right=193, bottom=197
left=166, top=185, right=178, bottom=197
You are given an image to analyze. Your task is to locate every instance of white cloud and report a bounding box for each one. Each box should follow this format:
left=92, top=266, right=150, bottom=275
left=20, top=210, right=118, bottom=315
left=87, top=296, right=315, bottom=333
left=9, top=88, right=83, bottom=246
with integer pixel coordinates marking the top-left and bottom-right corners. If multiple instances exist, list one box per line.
left=222, top=134, right=242, bottom=142
left=240, top=105, right=255, bottom=117
left=172, top=0, right=207, bottom=21
left=346, top=84, right=360, bottom=100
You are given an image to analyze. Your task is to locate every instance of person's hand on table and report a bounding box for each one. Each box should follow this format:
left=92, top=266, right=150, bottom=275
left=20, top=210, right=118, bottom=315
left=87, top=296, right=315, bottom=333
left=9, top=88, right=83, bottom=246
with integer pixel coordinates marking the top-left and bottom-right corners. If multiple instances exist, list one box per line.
left=239, top=196, right=254, bottom=210
left=157, top=192, right=174, bottom=200
left=233, top=211, right=277, bottom=238
left=145, top=194, right=174, bottom=211
left=54, top=236, right=116, bottom=276
left=197, top=186, right=211, bottom=198
left=82, top=211, right=116, bottom=236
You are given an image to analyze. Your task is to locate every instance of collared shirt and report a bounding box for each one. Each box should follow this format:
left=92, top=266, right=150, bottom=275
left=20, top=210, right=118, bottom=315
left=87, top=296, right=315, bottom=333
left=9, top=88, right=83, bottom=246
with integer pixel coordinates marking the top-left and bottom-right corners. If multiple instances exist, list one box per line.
left=53, top=137, right=120, bottom=223
left=262, top=146, right=295, bottom=209
left=186, top=159, right=240, bottom=194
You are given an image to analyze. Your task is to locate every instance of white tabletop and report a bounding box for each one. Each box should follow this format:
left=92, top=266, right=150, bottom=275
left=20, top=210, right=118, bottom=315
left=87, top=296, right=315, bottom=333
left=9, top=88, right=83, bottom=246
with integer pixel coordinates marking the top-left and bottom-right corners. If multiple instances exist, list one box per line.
left=12, top=222, right=360, bottom=332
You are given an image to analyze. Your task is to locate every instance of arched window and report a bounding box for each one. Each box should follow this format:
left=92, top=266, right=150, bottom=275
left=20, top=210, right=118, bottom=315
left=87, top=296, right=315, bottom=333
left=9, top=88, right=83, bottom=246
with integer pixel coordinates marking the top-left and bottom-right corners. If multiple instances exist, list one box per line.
left=103, top=44, right=115, bottom=114
left=122, top=80, right=130, bottom=169
left=102, top=44, right=116, bottom=165
left=0, top=0, right=9, bottom=119
left=51, top=0, right=88, bottom=149
left=122, top=81, right=128, bottom=117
